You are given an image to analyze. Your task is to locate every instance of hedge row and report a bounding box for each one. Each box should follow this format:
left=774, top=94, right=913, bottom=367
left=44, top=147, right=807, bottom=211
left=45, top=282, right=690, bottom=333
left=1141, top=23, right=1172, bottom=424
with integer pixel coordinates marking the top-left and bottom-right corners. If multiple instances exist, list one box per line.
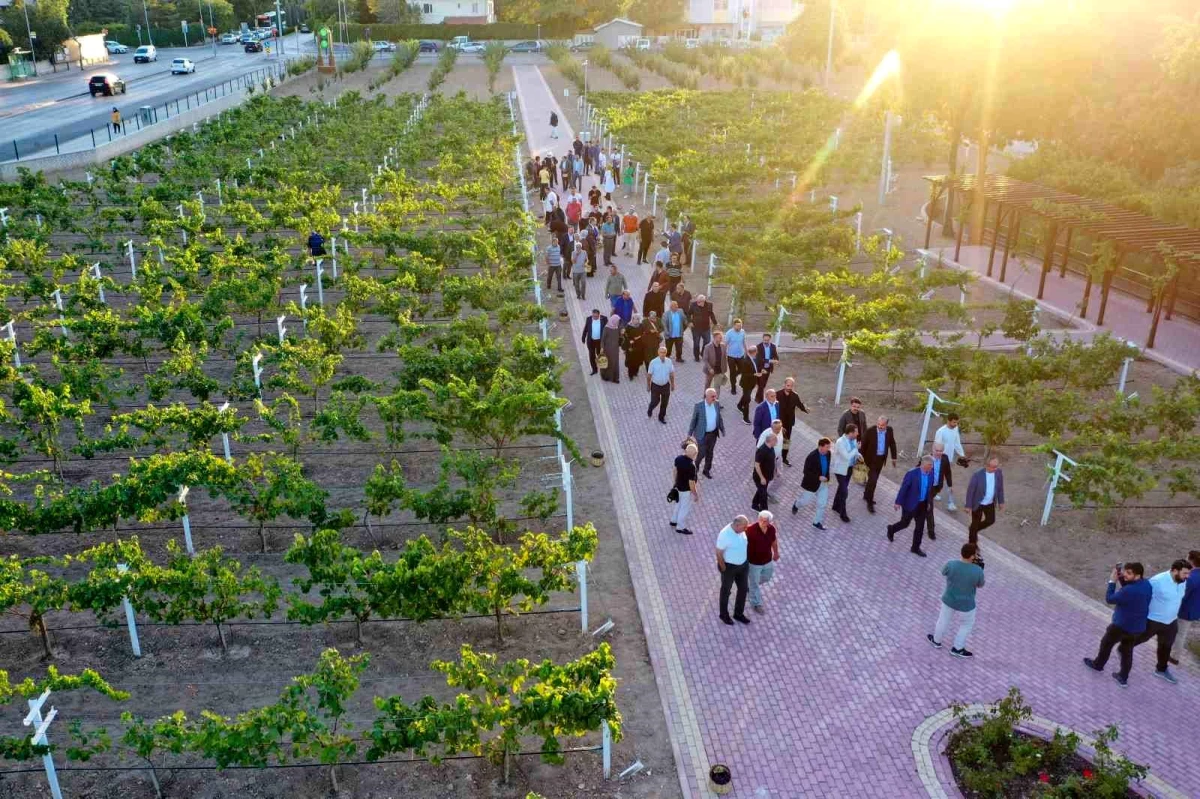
left=76, top=22, right=212, bottom=49
left=340, top=21, right=575, bottom=41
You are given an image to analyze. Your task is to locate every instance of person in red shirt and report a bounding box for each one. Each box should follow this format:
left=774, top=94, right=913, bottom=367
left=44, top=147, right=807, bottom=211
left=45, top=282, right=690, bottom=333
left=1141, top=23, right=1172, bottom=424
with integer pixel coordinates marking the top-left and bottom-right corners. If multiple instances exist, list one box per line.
left=746, top=510, right=780, bottom=613
left=621, top=207, right=639, bottom=255
left=565, top=192, right=583, bottom=227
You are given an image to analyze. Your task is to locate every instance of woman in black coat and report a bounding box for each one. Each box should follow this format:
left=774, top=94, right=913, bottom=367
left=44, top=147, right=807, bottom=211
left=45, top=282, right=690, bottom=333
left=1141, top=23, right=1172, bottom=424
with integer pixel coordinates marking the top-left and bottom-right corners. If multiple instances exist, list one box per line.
left=641, top=312, right=662, bottom=371
left=622, top=314, right=647, bottom=379
left=600, top=314, right=622, bottom=383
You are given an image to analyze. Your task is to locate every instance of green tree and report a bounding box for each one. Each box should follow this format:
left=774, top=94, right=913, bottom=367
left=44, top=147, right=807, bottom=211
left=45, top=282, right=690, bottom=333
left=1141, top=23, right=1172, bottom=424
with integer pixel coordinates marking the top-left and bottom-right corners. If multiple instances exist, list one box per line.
left=228, top=453, right=330, bottom=552
left=2, top=667, right=128, bottom=762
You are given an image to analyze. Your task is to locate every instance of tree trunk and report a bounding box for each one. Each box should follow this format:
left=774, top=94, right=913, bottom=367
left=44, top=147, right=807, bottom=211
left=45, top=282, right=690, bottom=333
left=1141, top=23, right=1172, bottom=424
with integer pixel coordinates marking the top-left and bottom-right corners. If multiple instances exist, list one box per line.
left=503, top=747, right=511, bottom=785
left=145, top=763, right=163, bottom=799
left=329, top=764, right=339, bottom=793
left=216, top=621, right=228, bottom=652
left=970, top=129, right=990, bottom=245
left=35, top=615, right=53, bottom=659
left=257, top=522, right=268, bottom=553
left=355, top=618, right=364, bottom=646
left=494, top=604, right=503, bottom=643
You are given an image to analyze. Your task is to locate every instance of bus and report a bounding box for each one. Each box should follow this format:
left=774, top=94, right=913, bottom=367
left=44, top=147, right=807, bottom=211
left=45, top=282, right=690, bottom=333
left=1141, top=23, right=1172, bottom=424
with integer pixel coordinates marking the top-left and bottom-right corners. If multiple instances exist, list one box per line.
left=255, top=11, right=284, bottom=35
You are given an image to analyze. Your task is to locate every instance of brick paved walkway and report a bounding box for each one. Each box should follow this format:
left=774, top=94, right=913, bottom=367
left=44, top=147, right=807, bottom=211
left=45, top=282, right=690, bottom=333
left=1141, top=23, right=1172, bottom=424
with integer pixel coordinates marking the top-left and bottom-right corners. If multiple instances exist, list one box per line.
left=512, top=66, right=1200, bottom=798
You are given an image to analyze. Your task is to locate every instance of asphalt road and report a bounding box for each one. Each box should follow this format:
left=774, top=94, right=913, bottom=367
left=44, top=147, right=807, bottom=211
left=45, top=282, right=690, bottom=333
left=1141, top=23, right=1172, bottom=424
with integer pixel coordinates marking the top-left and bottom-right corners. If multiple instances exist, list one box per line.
left=0, top=34, right=312, bottom=161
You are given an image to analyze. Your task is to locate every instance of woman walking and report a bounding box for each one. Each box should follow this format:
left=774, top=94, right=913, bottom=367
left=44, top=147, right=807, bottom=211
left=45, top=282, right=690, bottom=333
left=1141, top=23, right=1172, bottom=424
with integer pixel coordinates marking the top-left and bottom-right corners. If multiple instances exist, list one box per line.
left=622, top=314, right=648, bottom=380
left=603, top=166, right=617, bottom=201
left=600, top=313, right=622, bottom=383
left=641, top=311, right=662, bottom=374
left=623, top=160, right=635, bottom=197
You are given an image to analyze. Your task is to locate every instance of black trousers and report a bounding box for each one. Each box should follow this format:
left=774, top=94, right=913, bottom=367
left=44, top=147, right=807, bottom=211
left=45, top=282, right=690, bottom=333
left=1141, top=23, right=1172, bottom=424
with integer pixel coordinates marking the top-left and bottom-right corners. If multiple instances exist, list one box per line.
left=968, top=504, right=996, bottom=543
left=545, top=265, right=562, bottom=291
left=1093, top=623, right=1138, bottom=679
left=666, top=337, right=683, bottom=360
left=1133, top=620, right=1178, bottom=673
left=637, top=237, right=652, bottom=264
left=586, top=339, right=602, bottom=373
left=728, top=356, right=744, bottom=393
left=781, top=423, right=794, bottom=462
left=692, top=328, right=711, bottom=361
left=888, top=503, right=929, bottom=551
left=648, top=383, right=671, bottom=421
left=719, top=562, right=748, bottom=619
left=863, top=462, right=884, bottom=503
left=737, top=385, right=755, bottom=421
left=699, top=431, right=719, bottom=475
left=755, top=371, right=772, bottom=403
left=752, top=474, right=770, bottom=511
left=925, top=497, right=938, bottom=538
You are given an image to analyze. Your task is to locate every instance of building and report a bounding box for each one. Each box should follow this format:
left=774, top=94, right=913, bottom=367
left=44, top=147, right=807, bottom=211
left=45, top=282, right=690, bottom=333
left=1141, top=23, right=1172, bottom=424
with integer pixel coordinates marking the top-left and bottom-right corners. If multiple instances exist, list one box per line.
left=591, top=18, right=644, bottom=50
left=415, top=1, right=496, bottom=24
left=683, top=0, right=803, bottom=41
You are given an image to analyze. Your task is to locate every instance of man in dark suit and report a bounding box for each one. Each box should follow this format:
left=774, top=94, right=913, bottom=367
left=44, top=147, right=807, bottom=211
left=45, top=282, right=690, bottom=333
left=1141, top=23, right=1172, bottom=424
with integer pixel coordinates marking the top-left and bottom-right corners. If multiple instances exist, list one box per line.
left=791, top=437, right=832, bottom=530
left=754, top=333, right=779, bottom=402
left=925, top=441, right=953, bottom=541
left=860, top=415, right=897, bottom=514
left=580, top=309, right=605, bottom=375
left=751, top=388, right=780, bottom=440
left=736, top=345, right=761, bottom=424
left=687, top=388, right=725, bottom=478
left=837, top=397, right=867, bottom=438
left=887, top=456, right=934, bottom=557
left=963, top=456, right=1005, bottom=544
left=751, top=434, right=778, bottom=511
left=776, top=376, right=808, bottom=465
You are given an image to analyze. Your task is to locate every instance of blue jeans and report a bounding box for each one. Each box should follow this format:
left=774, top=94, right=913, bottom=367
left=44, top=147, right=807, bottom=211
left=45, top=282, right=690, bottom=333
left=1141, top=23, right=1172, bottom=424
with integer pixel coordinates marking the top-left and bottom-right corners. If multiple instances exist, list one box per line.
left=748, top=562, right=775, bottom=607
left=794, top=482, right=829, bottom=525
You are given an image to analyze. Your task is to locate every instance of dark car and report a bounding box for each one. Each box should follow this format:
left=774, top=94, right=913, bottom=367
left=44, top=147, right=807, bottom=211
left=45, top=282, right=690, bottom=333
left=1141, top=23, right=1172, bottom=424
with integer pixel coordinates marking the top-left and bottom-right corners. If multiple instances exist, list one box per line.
left=244, top=40, right=264, bottom=53
left=569, top=41, right=595, bottom=52
left=508, top=40, right=543, bottom=53
left=299, top=24, right=310, bottom=33
left=89, top=73, right=127, bottom=97
left=418, top=40, right=439, bottom=53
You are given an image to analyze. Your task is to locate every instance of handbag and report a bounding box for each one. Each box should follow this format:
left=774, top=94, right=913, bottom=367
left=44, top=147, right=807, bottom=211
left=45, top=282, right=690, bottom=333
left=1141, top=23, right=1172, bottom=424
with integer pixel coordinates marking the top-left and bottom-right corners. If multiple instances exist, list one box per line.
left=597, top=354, right=608, bottom=370
left=667, top=487, right=680, bottom=503
left=956, top=457, right=971, bottom=469
left=851, top=462, right=869, bottom=485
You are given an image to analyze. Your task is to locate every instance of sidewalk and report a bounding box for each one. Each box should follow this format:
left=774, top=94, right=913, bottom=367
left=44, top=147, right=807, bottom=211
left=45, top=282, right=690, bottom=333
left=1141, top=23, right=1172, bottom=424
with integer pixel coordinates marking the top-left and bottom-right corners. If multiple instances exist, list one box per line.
left=513, top=64, right=1200, bottom=799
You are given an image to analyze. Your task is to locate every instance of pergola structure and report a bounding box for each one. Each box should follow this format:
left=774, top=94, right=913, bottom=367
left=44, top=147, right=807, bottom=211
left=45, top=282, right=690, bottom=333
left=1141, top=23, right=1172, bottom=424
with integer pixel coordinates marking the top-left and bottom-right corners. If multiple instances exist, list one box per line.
left=923, top=174, right=1200, bottom=349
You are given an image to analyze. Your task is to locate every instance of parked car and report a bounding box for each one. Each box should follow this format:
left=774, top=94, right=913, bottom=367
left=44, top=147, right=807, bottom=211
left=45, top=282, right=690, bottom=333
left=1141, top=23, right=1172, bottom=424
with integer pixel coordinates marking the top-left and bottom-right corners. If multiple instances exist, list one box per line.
left=635, top=37, right=651, bottom=51
left=508, top=40, right=543, bottom=53
left=220, top=33, right=237, bottom=44
left=133, top=45, right=157, bottom=63
left=448, top=35, right=471, bottom=50
left=372, top=40, right=395, bottom=52
left=685, top=38, right=700, bottom=49
left=299, top=24, right=310, bottom=33
left=569, top=41, right=595, bottom=52
left=104, top=40, right=128, bottom=54
left=88, top=73, right=126, bottom=96
left=459, top=41, right=485, bottom=54
left=244, top=40, right=264, bottom=53
left=418, top=40, right=439, bottom=53
left=170, top=58, right=196, bottom=74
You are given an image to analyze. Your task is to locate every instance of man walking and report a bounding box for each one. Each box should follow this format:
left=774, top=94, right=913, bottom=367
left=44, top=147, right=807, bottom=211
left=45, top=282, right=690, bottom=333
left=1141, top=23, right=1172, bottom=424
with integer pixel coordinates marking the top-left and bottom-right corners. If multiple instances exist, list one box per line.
left=604, top=264, right=627, bottom=309
left=688, top=295, right=718, bottom=362
left=925, top=441, right=952, bottom=541
left=549, top=110, right=559, bottom=139
left=1137, top=560, right=1192, bottom=684
left=887, top=455, right=934, bottom=557
left=646, top=345, right=676, bottom=424
left=776, top=377, right=808, bottom=466
left=581, top=309, right=605, bottom=375
left=860, top=415, right=896, bottom=513
left=751, top=433, right=778, bottom=512
left=1169, top=550, right=1200, bottom=666
left=716, top=515, right=752, bottom=625
left=963, top=456, right=1004, bottom=544
left=663, top=301, right=688, bottom=362
left=754, top=333, right=779, bottom=403
left=934, top=414, right=966, bottom=510
left=838, top=397, right=867, bottom=438
left=687, top=388, right=725, bottom=479
left=637, top=213, right=655, bottom=265
left=725, top=319, right=747, bottom=396
left=792, top=438, right=832, bottom=530
left=545, top=241, right=563, bottom=292
left=752, top=388, right=780, bottom=440
left=928, top=543, right=986, bottom=659
left=621, top=207, right=639, bottom=255
left=670, top=442, right=700, bottom=535
left=702, top=330, right=727, bottom=396
left=1084, top=563, right=1152, bottom=687
left=746, top=510, right=779, bottom=614
left=830, top=424, right=862, bottom=524
left=736, top=344, right=760, bottom=424
left=612, top=289, right=635, bottom=327
left=571, top=243, right=587, bottom=299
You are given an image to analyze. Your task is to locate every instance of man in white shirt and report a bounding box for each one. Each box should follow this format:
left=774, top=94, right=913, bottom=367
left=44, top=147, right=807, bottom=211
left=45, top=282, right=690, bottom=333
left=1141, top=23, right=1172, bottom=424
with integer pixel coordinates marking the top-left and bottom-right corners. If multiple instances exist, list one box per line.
left=716, top=515, right=751, bottom=625
left=646, top=345, right=676, bottom=424
left=1137, top=559, right=1192, bottom=684
left=934, top=414, right=965, bottom=510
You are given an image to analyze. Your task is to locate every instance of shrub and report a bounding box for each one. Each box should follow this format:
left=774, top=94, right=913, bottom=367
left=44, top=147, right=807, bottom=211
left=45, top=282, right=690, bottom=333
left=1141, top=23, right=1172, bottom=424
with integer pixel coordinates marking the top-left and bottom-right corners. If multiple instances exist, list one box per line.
left=428, top=45, right=458, bottom=92
left=341, top=21, right=573, bottom=41
left=482, top=42, right=507, bottom=93
left=547, top=44, right=585, bottom=94
left=341, top=40, right=376, bottom=74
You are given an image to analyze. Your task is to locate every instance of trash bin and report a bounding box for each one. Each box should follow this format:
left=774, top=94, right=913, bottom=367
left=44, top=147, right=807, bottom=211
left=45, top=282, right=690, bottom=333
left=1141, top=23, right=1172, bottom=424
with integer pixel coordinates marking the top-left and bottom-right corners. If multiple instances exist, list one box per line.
left=139, top=106, right=155, bottom=125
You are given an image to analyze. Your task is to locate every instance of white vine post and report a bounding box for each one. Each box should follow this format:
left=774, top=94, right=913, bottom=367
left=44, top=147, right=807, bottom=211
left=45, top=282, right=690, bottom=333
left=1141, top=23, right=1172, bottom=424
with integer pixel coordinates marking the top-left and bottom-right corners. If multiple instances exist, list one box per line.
left=125, top=239, right=137, bottom=279
left=315, top=259, right=325, bottom=306
left=916, top=388, right=957, bottom=457
left=215, top=178, right=222, bottom=205
left=1117, top=340, right=1138, bottom=395
left=0, top=207, right=8, bottom=228
left=652, top=184, right=659, bottom=217
left=642, top=171, right=649, bottom=205
left=854, top=212, right=863, bottom=253
left=91, top=262, right=106, bottom=304
left=117, top=563, right=142, bottom=657
left=829, top=195, right=838, bottom=213
left=52, top=290, right=67, bottom=337
left=299, top=285, right=309, bottom=332
left=252, top=353, right=264, bottom=395
left=179, top=486, right=195, bottom=554
left=706, top=254, right=717, bottom=296
left=1041, top=450, right=1078, bottom=526
left=276, top=315, right=287, bottom=344
left=330, top=237, right=338, bottom=278
left=22, top=690, right=63, bottom=799
left=157, top=245, right=165, bottom=265
left=218, top=402, right=233, bottom=463
left=834, top=346, right=852, bottom=406
left=601, top=720, right=612, bottom=779
left=3, top=321, right=19, bottom=368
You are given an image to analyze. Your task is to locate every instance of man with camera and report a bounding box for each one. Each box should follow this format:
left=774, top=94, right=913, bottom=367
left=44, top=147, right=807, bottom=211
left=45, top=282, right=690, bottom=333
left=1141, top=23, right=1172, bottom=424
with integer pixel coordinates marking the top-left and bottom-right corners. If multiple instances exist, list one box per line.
left=1083, top=562, right=1152, bottom=687
left=928, top=542, right=986, bottom=659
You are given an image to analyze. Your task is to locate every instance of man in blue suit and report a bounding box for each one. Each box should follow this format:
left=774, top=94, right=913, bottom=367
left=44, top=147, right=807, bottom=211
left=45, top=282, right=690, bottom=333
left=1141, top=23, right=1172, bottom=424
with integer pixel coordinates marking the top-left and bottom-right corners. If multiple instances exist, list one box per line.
left=751, top=388, right=780, bottom=440
left=887, top=456, right=934, bottom=557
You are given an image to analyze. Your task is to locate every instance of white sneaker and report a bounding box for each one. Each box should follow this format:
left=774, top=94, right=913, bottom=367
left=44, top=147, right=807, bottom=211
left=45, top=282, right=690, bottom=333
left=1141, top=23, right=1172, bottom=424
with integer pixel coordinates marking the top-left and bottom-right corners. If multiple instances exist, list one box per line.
left=947, top=501, right=957, bottom=511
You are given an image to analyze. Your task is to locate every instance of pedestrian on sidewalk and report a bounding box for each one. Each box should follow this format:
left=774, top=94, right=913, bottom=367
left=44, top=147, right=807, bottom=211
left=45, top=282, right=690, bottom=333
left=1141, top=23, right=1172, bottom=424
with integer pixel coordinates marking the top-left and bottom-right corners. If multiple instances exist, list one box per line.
left=831, top=425, right=862, bottom=524
left=646, top=345, right=675, bottom=424
left=612, top=289, right=635, bottom=328
left=623, top=160, right=635, bottom=197
left=582, top=141, right=593, bottom=175
left=837, top=397, right=867, bottom=439
left=545, top=241, right=563, bottom=292
left=925, top=441, right=951, bottom=540
left=670, top=280, right=692, bottom=317
left=746, top=510, right=779, bottom=613
left=736, top=345, right=760, bottom=423
left=637, top=214, right=655, bottom=264
left=573, top=134, right=583, bottom=158
left=561, top=154, right=572, bottom=187
left=666, top=251, right=683, bottom=292
left=776, top=377, right=808, bottom=466
left=757, top=420, right=785, bottom=503
left=572, top=244, right=588, bottom=299
left=538, top=162, right=551, bottom=200
left=887, top=455, right=933, bottom=556
left=584, top=219, right=599, bottom=275
left=600, top=313, right=622, bottom=383
left=963, top=456, right=1004, bottom=544
left=1084, top=563, right=1152, bottom=687
left=601, top=213, right=618, bottom=266
left=572, top=154, right=584, bottom=191
left=752, top=388, right=780, bottom=441
left=667, top=223, right=684, bottom=260
left=581, top=308, right=604, bottom=374
left=663, top=301, right=687, bottom=362
left=549, top=110, right=559, bottom=139
left=751, top=433, right=778, bottom=512
left=604, top=264, right=627, bottom=308
left=622, top=314, right=649, bottom=380
left=547, top=155, right=559, bottom=189
left=1169, top=550, right=1200, bottom=665
left=702, top=330, right=728, bottom=397
left=670, top=442, right=700, bottom=535
left=621, top=207, right=639, bottom=254
left=754, top=333, right=779, bottom=403
left=725, top=320, right=747, bottom=396
left=935, top=414, right=967, bottom=510
left=1136, top=560, right=1192, bottom=684
left=792, top=438, right=832, bottom=530
left=716, top=515, right=752, bottom=625
left=641, top=312, right=662, bottom=373
left=928, top=542, right=986, bottom=658
left=681, top=213, right=696, bottom=266
left=111, top=107, right=122, bottom=134
left=687, top=388, right=725, bottom=479
left=642, top=282, right=666, bottom=322
left=603, top=166, right=617, bottom=200
left=860, top=416, right=896, bottom=514
left=688, top=295, right=718, bottom=362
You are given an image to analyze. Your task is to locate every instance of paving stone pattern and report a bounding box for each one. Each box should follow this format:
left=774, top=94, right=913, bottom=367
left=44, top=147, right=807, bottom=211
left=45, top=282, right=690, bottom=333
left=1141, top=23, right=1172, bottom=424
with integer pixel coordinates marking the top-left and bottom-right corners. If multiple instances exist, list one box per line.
left=512, top=65, right=1200, bottom=798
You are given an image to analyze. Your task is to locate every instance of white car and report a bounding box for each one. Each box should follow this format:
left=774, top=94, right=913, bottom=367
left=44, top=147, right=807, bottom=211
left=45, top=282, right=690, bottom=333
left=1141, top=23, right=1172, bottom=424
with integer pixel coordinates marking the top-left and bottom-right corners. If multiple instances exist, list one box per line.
left=459, top=41, right=485, bottom=54
left=372, top=40, right=396, bottom=52
left=170, top=58, right=196, bottom=74
left=220, top=33, right=237, bottom=45
left=133, top=45, right=157, bottom=63
left=105, top=40, right=128, bottom=54
left=635, top=38, right=651, bottom=51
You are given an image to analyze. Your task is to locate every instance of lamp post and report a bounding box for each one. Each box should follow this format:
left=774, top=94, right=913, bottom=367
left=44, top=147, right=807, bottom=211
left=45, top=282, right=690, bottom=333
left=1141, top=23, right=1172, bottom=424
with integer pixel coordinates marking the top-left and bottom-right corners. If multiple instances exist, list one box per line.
left=21, top=0, right=38, bottom=76
left=824, top=0, right=835, bottom=88
left=142, top=0, right=154, bottom=46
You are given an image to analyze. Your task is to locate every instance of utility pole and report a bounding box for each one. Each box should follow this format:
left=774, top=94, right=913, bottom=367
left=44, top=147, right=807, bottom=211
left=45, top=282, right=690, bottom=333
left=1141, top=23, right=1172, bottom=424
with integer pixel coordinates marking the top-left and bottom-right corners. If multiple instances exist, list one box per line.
left=142, top=0, right=154, bottom=46
left=824, top=0, right=835, bottom=88
left=275, top=0, right=285, bottom=58
left=21, top=0, right=38, bottom=76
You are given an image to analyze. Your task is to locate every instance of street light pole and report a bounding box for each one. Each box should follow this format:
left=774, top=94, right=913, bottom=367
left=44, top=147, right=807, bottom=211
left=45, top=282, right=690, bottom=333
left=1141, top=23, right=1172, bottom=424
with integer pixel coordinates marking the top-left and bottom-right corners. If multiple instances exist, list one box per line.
left=142, top=0, right=155, bottom=46
left=21, top=0, right=38, bottom=76
left=274, top=0, right=285, bottom=59
left=824, top=0, right=835, bottom=88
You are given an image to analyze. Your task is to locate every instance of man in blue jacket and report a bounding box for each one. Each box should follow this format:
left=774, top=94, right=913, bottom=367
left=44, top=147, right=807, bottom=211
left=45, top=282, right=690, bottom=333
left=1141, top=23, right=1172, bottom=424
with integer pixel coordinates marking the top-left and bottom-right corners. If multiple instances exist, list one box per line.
left=751, top=389, right=779, bottom=440
left=1084, top=562, right=1153, bottom=687
left=1170, top=550, right=1200, bottom=665
left=887, top=456, right=934, bottom=557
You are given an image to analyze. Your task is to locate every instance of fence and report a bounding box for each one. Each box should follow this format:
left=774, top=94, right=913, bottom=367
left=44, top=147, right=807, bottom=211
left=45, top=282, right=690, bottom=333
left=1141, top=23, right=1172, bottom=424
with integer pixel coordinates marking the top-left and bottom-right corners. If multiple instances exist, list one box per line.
left=4, top=62, right=291, bottom=163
